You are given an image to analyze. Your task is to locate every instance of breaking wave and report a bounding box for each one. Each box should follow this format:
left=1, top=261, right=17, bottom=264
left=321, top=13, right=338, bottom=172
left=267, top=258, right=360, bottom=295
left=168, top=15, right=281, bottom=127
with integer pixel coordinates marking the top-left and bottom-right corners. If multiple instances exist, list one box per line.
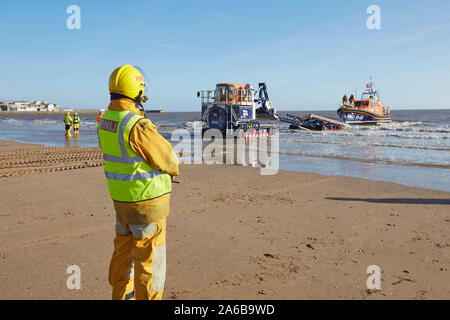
left=277, top=138, right=450, bottom=151
left=276, top=151, right=450, bottom=169
left=1, top=119, right=25, bottom=126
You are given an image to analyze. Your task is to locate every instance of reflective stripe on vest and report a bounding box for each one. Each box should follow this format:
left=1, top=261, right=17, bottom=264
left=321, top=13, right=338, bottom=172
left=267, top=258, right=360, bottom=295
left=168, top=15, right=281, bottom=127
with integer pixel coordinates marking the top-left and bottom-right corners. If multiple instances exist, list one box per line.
left=99, top=110, right=171, bottom=202
left=105, top=169, right=164, bottom=182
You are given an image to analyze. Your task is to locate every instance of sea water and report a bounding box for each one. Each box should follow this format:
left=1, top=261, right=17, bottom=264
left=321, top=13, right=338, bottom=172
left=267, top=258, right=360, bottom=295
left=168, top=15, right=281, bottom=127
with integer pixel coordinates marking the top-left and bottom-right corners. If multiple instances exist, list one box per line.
left=0, top=110, right=449, bottom=192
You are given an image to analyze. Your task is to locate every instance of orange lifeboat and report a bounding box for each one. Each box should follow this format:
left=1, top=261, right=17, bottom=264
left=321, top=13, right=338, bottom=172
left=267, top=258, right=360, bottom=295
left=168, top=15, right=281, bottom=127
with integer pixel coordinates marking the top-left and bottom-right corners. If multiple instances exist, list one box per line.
left=337, top=79, right=391, bottom=124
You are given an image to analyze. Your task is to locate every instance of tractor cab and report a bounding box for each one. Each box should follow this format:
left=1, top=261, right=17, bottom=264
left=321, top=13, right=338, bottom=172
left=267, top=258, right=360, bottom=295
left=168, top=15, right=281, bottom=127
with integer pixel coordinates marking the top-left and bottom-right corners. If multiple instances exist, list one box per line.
left=215, top=83, right=252, bottom=104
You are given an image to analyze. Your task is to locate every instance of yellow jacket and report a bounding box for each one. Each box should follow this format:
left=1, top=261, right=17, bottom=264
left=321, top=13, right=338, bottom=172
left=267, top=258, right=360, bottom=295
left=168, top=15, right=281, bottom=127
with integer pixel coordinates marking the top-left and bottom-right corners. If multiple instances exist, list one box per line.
left=106, top=99, right=179, bottom=226
left=64, top=115, right=73, bottom=125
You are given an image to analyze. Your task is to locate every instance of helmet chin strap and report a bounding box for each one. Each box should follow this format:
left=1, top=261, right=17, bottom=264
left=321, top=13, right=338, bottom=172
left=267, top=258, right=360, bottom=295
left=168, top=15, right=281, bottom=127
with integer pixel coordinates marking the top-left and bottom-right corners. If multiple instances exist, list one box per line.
left=138, top=102, right=145, bottom=117
left=135, top=92, right=148, bottom=117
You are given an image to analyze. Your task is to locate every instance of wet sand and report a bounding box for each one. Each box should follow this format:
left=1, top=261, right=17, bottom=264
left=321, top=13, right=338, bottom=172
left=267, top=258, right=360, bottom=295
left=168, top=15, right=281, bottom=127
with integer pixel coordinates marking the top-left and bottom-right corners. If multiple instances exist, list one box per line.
left=0, top=139, right=449, bottom=299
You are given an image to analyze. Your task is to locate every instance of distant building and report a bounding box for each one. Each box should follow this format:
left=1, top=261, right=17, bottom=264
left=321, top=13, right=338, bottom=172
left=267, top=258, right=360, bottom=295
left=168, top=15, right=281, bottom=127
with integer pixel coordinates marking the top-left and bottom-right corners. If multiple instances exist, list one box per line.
left=0, top=104, right=14, bottom=111
left=11, top=101, right=31, bottom=111
left=45, top=104, right=55, bottom=112
left=0, top=99, right=63, bottom=112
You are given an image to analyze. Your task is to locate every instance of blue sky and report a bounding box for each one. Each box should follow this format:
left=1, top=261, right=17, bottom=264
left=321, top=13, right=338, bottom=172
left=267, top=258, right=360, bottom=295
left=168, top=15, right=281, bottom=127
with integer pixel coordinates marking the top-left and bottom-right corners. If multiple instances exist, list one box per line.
left=0, top=0, right=449, bottom=111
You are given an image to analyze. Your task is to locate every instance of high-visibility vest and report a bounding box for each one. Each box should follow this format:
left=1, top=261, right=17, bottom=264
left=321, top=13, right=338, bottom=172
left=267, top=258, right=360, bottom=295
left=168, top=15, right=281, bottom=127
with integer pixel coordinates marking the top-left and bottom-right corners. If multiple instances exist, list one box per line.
left=98, top=110, right=171, bottom=202
left=73, top=115, right=80, bottom=124
left=64, top=115, right=72, bottom=125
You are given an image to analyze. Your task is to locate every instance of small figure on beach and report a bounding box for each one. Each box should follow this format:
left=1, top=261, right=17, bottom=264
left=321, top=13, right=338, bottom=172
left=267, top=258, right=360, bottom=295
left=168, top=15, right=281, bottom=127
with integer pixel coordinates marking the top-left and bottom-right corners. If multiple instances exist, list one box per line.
left=98, top=64, right=179, bottom=300
left=73, top=112, right=80, bottom=135
left=63, top=112, right=73, bottom=137
left=96, top=111, right=104, bottom=125
left=342, top=94, right=348, bottom=106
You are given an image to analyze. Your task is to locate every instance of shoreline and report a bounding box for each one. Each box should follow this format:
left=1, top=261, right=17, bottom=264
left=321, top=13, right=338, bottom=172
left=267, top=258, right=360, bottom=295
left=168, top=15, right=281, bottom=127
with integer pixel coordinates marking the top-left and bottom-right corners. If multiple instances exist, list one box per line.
left=0, top=139, right=449, bottom=299
left=1, top=138, right=449, bottom=193
left=1, top=138, right=449, bottom=191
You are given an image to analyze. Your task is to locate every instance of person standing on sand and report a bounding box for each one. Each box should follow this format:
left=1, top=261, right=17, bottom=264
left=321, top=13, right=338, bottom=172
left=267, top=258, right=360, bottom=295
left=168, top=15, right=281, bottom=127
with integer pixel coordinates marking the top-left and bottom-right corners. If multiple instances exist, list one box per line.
left=73, top=112, right=80, bottom=135
left=64, top=112, right=73, bottom=137
left=98, top=64, right=179, bottom=300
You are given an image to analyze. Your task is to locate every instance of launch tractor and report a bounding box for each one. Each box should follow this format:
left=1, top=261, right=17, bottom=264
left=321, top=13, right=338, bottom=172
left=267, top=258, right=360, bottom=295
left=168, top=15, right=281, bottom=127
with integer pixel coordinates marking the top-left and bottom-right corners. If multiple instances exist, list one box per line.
left=197, top=83, right=278, bottom=139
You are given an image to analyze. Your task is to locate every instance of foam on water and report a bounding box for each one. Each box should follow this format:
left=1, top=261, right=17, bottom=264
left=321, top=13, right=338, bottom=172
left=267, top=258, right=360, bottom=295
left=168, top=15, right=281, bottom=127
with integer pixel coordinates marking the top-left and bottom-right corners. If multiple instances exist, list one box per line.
left=277, top=138, right=450, bottom=151
left=184, top=121, right=204, bottom=129
left=30, top=119, right=62, bottom=127
left=2, top=118, right=25, bottom=126
left=333, top=130, right=449, bottom=140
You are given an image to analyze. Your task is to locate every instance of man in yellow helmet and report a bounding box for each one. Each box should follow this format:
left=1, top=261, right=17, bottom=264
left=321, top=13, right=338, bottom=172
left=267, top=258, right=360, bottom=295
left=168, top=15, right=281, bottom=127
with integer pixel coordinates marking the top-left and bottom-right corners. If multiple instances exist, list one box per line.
left=98, top=65, right=179, bottom=300
left=73, top=112, right=80, bottom=135
left=64, top=112, right=73, bottom=137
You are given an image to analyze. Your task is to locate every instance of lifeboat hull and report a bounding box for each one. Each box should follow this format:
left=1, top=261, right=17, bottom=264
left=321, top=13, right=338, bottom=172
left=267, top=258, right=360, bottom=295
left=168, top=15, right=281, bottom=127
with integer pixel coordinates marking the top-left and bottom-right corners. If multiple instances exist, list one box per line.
left=337, top=107, right=392, bottom=124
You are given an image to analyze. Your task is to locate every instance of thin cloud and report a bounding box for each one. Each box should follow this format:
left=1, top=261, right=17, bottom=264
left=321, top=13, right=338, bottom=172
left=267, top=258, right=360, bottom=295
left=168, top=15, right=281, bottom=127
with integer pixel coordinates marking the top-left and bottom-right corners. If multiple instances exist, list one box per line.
left=407, top=3, right=421, bottom=9
left=378, top=24, right=450, bottom=52
left=199, top=11, right=256, bottom=23
left=152, top=43, right=180, bottom=49
left=440, top=13, right=450, bottom=18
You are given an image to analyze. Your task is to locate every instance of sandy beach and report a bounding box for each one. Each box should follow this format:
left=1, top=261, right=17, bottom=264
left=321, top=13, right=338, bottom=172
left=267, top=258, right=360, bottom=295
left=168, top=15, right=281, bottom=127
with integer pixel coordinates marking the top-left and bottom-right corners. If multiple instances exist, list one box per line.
left=0, top=139, right=448, bottom=300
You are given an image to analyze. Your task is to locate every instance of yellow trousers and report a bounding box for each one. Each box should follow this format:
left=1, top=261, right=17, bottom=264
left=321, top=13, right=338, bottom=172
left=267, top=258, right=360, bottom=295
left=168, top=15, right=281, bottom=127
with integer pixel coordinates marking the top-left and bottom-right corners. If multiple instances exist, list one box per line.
left=109, top=218, right=167, bottom=300
left=73, top=123, right=79, bottom=135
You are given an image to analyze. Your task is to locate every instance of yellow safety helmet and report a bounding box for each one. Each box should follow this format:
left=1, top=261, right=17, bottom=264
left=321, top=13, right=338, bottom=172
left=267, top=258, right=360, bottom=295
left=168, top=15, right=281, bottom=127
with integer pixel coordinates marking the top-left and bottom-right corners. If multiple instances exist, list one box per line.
left=66, top=111, right=70, bottom=115
left=109, top=65, right=146, bottom=102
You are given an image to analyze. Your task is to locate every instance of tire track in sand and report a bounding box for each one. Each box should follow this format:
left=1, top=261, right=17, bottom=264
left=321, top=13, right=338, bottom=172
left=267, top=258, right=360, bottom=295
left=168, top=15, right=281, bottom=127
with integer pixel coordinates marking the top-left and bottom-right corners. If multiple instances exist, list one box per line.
left=0, top=146, right=104, bottom=178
